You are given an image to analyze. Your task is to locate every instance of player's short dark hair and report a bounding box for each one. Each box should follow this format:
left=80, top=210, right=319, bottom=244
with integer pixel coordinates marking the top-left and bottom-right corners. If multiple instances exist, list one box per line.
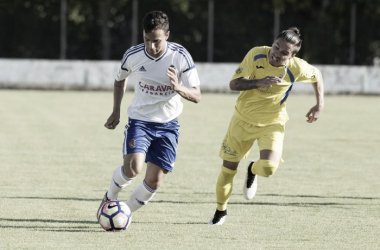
left=142, top=11, right=169, bottom=33
left=276, top=27, right=302, bottom=54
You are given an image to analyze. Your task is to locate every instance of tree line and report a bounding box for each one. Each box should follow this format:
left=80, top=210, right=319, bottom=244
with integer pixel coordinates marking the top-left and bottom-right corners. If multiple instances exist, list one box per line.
left=1, top=0, right=379, bottom=65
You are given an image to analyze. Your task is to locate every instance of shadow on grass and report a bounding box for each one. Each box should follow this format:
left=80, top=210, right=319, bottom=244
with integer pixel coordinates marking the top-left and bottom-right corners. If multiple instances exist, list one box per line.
left=4, top=195, right=378, bottom=211
left=0, top=217, right=207, bottom=229
left=0, top=218, right=97, bottom=224
left=262, top=193, right=379, bottom=200
left=151, top=200, right=357, bottom=208
left=5, top=194, right=380, bottom=201
left=228, top=201, right=346, bottom=207
left=5, top=197, right=98, bottom=202
left=130, top=221, right=207, bottom=225
left=185, top=192, right=380, bottom=200
left=0, top=218, right=100, bottom=232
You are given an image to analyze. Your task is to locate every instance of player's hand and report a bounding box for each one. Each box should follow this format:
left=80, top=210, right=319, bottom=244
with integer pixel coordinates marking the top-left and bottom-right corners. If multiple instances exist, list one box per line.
left=167, top=65, right=179, bottom=90
left=104, top=112, right=120, bottom=129
left=305, top=105, right=323, bottom=123
left=256, top=76, right=283, bottom=88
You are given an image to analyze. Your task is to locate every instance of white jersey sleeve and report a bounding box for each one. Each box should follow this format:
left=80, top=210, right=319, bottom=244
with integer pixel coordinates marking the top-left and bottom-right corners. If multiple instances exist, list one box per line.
left=168, top=43, right=200, bottom=88
left=115, top=44, right=145, bottom=81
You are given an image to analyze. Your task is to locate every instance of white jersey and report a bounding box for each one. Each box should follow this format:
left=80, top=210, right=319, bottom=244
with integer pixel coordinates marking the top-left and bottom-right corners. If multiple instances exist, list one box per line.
left=115, top=42, right=201, bottom=123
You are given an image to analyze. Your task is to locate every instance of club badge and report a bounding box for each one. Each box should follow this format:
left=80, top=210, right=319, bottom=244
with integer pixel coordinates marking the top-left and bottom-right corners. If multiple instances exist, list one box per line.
left=129, top=140, right=135, bottom=148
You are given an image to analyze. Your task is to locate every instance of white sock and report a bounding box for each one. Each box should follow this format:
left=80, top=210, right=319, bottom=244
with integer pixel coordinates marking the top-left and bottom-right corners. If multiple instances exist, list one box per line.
left=126, top=180, right=156, bottom=212
left=107, top=166, right=134, bottom=200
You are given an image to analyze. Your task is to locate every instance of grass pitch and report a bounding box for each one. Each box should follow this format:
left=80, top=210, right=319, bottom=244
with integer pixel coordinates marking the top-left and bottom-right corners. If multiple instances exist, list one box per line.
left=0, top=90, right=379, bottom=249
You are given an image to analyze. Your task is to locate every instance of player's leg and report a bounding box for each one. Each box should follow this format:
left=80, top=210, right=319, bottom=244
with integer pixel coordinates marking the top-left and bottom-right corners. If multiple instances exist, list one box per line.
left=126, top=118, right=179, bottom=212
left=106, top=152, right=145, bottom=200
left=126, top=162, right=168, bottom=212
left=243, top=150, right=281, bottom=200
left=106, top=118, right=151, bottom=200
left=252, top=123, right=284, bottom=177
left=209, top=160, right=238, bottom=225
left=216, top=160, right=239, bottom=211
left=97, top=153, right=145, bottom=220
left=98, top=119, right=151, bottom=219
left=244, top=123, right=284, bottom=199
left=210, top=115, right=255, bottom=225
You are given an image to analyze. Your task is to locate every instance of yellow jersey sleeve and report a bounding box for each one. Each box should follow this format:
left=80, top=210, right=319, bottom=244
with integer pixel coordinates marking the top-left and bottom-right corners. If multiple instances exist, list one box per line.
left=293, top=58, right=320, bottom=83
left=231, top=48, right=256, bottom=80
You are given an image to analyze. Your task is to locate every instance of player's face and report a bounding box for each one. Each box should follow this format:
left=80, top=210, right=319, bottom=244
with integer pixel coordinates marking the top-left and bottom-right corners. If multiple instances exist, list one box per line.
left=144, top=29, right=169, bottom=58
left=269, top=38, right=296, bottom=67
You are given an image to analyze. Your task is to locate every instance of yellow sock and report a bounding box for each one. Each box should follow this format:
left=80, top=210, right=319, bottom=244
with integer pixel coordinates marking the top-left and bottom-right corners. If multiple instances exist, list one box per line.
left=216, top=166, right=237, bottom=211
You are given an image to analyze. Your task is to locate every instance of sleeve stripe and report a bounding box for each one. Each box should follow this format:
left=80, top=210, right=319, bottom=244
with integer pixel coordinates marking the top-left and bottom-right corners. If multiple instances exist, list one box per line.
left=183, top=65, right=196, bottom=73
left=121, top=43, right=144, bottom=62
left=168, top=42, right=194, bottom=70
left=120, top=44, right=145, bottom=71
left=254, top=54, right=267, bottom=61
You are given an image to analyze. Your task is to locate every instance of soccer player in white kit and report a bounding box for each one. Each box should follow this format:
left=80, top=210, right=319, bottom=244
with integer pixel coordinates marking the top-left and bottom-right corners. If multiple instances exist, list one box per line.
left=97, top=11, right=201, bottom=218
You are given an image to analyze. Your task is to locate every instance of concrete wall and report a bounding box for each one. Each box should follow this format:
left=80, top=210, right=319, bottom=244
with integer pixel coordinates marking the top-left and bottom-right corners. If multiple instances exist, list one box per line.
left=1, top=59, right=379, bottom=94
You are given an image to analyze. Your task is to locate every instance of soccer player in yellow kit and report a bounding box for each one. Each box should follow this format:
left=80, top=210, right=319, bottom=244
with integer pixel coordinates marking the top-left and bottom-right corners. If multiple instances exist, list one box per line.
left=209, top=27, right=324, bottom=225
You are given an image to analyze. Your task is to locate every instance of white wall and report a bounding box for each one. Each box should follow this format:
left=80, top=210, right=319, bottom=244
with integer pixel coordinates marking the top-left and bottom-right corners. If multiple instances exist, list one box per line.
left=0, top=59, right=379, bottom=94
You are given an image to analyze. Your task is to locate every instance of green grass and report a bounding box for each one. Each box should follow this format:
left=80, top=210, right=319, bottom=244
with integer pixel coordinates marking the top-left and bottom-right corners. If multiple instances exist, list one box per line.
left=0, top=90, right=379, bottom=249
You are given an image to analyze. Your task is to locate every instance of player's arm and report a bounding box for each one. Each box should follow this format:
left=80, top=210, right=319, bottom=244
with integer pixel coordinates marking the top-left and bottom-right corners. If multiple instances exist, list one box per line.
left=306, top=68, right=324, bottom=123
left=173, top=84, right=201, bottom=103
left=167, top=66, right=201, bottom=103
left=230, top=48, right=281, bottom=91
left=104, top=79, right=127, bottom=129
left=230, top=76, right=282, bottom=91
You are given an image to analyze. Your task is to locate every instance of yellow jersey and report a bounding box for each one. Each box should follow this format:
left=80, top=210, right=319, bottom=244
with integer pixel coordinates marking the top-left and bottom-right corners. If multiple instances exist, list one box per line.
left=232, top=46, right=320, bottom=126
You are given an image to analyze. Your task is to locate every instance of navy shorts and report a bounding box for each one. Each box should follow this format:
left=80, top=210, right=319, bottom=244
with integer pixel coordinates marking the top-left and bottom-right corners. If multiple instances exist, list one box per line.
left=123, top=118, right=180, bottom=172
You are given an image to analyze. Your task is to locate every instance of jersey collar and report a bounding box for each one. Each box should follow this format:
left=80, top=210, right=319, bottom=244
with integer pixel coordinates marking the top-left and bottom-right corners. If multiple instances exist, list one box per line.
left=144, top=43, right=169, bottom=62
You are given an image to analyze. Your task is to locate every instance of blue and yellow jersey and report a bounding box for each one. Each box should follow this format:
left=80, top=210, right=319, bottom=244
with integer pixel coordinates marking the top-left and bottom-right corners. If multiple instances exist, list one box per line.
left=232, top=46, right=320, bottom=126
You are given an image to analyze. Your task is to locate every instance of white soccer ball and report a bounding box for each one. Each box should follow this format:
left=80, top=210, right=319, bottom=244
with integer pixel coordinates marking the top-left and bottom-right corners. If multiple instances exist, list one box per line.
left=97, top=200, right=132, bottom=232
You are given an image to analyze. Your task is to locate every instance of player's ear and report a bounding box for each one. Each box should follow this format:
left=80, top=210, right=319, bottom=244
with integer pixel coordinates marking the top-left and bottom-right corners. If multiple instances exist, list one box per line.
left=165, top=31, right=170, bottom=40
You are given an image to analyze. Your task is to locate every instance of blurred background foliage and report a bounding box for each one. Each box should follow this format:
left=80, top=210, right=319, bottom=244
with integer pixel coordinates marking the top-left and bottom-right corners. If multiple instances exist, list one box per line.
left=0, top=0, right=379, bottom=65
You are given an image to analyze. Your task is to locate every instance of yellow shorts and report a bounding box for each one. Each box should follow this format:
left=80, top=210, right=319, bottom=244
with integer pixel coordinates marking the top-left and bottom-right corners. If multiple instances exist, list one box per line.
left=219, top=114, right=285, bottom=162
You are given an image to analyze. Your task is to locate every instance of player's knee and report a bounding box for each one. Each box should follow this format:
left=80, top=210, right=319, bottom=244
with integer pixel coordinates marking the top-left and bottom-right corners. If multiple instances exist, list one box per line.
left=261, top=165, right=277, bottom=177
left=256, top=160, right=278, bottom=177
left=123, top=159, right=143, bottom=177
left=261, top=160, right=278, bottom=177
left=144, top=178, right=162, bottom=190
left=122, top=165, right=138, bottom=178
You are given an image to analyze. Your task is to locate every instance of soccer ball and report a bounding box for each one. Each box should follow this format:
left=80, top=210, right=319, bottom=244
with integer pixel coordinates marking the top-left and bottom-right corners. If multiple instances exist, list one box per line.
left=97, top=200, right=132, bottom=232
